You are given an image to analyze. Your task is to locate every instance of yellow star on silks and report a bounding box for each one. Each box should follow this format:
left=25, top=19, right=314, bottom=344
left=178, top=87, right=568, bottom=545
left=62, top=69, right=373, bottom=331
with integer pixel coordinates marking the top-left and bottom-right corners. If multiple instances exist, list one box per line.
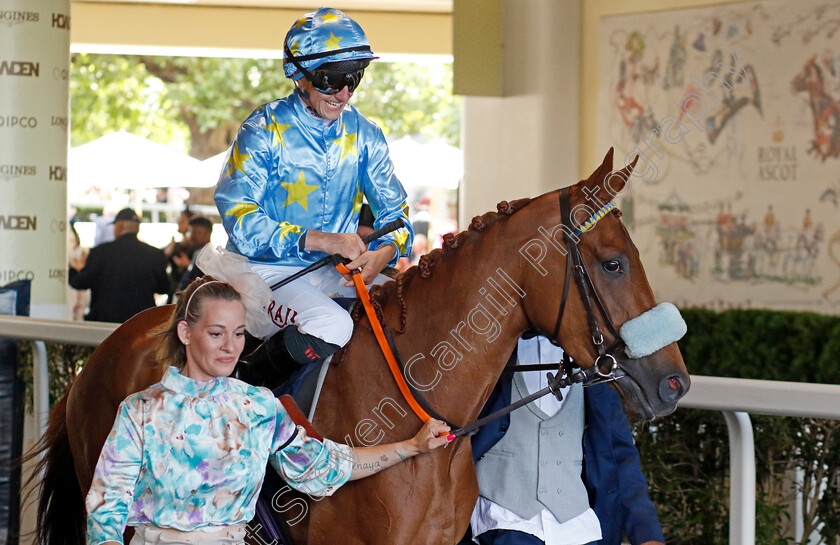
left=322, top=32, right=344, bottom=51
left=400, top=202, right=410, bottom=216
left=352, top=187, right=364, bottom=212
left=223, top=146, right=251, bottom=178
left=281, top=171, right=319, bottom=211
left=320, top=11, right=340, bottom=24
left=288, top=40, right=302, bottom=57
left=393, top=228, right=410, bottom=254
left=276, top=221, right=302, bottom=241
left=263, top=115, right=292, bottom=149
left=224, top=202, right=259, bottom=228
left=292, top=17, right=308, bottom=29
left=331, top=124, right=358, bottom=162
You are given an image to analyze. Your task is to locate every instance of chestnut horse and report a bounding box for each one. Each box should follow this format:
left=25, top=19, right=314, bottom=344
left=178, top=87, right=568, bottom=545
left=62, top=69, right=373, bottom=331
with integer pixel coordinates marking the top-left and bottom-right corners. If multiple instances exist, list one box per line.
left=30, top=149, right=689, bottom=545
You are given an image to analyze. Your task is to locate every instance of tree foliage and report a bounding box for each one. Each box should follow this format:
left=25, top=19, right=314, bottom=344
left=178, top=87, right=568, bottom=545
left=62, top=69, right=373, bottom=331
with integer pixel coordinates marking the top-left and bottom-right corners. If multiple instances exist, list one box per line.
left=71, top=53, right=188, bottom=151
left=70, top=53, right=460, bottom=158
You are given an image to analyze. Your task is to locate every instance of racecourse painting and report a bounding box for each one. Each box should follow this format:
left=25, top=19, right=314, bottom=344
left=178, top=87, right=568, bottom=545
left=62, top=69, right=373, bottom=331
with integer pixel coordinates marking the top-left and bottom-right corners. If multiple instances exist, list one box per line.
left=597, top=0, right=840, bottom=313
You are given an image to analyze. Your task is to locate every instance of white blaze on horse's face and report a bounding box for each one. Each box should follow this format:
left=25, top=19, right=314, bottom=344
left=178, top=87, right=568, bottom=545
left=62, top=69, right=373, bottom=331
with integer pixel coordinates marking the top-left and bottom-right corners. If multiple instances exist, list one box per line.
left=179, top=299, right=247, bottom=381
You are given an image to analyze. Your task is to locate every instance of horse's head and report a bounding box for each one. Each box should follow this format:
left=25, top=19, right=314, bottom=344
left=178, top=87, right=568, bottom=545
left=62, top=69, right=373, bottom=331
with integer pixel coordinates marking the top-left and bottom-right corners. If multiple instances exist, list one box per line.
left=791, top=56, right=822, bottom=94
left=518, top=148, right=689, bottom=419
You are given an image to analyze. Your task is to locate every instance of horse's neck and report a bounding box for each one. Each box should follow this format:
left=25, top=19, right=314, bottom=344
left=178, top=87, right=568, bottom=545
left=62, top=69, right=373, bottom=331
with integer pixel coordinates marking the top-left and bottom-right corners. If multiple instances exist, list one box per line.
left=387, top=234, right=532, bottom=425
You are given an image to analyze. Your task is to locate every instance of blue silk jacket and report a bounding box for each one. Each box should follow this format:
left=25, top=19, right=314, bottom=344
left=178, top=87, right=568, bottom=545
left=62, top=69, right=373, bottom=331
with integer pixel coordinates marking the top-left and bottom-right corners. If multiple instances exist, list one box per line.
left=215, top=90, right=413, bottom=267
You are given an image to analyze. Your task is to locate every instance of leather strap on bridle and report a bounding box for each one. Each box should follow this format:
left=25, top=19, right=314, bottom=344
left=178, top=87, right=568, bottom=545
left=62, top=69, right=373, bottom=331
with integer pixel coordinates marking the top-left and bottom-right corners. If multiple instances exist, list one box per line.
left=336, top=262, right=452, bottom=427
left=552, top=189, right=624, bottom=363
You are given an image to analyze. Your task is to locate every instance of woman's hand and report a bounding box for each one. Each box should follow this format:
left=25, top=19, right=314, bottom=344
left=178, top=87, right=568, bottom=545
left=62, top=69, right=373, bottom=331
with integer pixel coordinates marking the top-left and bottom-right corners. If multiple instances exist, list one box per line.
left=410, top=418, right=452, bottom=454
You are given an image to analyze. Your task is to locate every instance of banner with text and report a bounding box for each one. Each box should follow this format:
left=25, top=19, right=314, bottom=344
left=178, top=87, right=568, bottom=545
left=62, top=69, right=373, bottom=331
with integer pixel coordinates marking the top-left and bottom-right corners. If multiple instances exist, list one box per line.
left=0, top=0, right=70, bottom=318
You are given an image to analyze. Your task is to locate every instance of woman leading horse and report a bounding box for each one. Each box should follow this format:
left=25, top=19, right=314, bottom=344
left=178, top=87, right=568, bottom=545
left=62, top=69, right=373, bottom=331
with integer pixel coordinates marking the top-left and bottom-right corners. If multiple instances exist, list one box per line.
left=29, top=149, right=690, bottom=545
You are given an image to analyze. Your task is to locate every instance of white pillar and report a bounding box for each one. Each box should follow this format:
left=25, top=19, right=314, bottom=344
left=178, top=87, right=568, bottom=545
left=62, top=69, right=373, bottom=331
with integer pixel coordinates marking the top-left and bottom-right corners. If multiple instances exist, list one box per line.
left=0, top=0, right=70, bottom=319
left=457, top=0, right=581, bottom=225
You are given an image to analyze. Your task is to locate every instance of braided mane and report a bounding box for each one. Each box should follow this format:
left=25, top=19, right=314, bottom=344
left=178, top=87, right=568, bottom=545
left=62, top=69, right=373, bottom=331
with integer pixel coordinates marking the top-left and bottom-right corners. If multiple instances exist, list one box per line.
left=337, top=198, right=533, bottom=364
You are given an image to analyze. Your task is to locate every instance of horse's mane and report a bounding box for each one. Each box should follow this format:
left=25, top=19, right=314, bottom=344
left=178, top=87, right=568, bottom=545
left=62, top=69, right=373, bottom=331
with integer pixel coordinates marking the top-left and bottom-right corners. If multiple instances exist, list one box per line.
left=333, top=198, right=533, bottom=365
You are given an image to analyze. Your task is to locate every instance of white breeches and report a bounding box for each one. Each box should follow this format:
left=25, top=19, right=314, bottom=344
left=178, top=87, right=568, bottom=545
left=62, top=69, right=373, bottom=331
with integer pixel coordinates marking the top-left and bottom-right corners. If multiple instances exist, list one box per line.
left=249, top=263, right=389, bottom=347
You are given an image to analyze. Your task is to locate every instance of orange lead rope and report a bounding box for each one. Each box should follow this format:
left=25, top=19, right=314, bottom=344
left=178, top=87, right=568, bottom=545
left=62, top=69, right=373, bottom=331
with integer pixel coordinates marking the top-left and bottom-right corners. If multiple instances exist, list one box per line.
left=335, top=262, right=433, bottom=424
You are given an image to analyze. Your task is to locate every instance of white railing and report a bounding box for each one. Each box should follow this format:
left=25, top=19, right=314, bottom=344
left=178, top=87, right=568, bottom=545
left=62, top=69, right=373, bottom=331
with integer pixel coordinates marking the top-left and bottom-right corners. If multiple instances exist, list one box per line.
left=0, top=315, right=116, bottom=435
left=2, top=314, right=840, bottom=545
left=678, top=377, right=840, bottom=545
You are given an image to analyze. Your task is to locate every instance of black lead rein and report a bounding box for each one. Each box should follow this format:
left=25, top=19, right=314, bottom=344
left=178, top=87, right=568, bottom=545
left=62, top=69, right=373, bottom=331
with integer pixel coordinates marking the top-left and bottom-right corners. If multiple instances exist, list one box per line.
left=449, top=359, right=622, bottom=438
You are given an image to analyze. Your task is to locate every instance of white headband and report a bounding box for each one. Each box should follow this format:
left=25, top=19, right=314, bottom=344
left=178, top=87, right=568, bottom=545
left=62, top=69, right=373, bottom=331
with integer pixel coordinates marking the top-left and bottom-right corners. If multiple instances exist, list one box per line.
left=184, top=280, right=225, bottom=318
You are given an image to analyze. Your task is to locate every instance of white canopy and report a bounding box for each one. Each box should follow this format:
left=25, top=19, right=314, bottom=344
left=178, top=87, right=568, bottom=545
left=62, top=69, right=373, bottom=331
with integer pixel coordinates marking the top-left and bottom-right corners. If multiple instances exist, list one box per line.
left=68, top=132, right=461, bottom=197
left=68, top=132, right=208, bottom=195
left=387, top=136, right=462, bottom=190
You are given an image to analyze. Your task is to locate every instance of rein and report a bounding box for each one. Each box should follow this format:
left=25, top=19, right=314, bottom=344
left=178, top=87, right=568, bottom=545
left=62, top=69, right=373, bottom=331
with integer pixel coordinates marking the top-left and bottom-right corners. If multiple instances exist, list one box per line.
left=335, top=262, right=452, bottom=427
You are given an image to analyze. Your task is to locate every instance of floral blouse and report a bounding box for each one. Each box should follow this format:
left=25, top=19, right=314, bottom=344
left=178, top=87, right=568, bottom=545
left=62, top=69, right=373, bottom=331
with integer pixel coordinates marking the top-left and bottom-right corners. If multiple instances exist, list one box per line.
left=85, top=366, right=352, bottom=545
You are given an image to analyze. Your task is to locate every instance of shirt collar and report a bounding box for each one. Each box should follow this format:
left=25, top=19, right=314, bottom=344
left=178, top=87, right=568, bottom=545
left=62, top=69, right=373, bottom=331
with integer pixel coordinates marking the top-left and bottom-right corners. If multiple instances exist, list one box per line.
left=289, top=89, right=343, bottom=137
left=162, top=366, right=229, bottom=398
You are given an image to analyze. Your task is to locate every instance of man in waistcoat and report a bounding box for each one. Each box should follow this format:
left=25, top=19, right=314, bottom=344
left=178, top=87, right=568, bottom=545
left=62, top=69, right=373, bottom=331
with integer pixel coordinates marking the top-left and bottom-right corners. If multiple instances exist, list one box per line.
left=460, top=334, right=665, bottom=545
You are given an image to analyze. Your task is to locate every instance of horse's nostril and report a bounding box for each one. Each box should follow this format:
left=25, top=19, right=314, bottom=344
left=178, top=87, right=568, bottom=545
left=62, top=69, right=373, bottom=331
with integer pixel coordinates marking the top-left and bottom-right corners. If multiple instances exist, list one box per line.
left=668, top=376, right=681, bottom=392
left=659, top=374, right=684, bottom=403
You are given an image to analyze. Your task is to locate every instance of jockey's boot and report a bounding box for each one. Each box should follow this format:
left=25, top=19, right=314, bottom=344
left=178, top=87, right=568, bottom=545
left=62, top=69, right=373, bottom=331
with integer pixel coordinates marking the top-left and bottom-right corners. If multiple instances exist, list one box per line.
left=233, top=325, right=340, bottom=389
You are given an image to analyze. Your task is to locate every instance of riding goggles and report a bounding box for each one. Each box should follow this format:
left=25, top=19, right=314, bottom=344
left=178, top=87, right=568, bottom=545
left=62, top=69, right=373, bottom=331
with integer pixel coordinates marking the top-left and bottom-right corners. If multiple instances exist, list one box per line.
left=307, top=67, right=365, bottom=95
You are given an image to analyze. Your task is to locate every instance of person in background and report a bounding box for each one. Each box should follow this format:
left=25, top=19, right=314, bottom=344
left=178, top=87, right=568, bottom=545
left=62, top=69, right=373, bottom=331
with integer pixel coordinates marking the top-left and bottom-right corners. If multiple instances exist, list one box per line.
left=69, top=208, right=169, bottom=323
left=67, top=218, right=90, bottom=321
left=176, top=216, right=214, bottom=293
left=84, top=277, right=451, bottom=545
left=215, top=8, right=413, bottom=380
left=461, top=334, right=665, bottom=545
left=356, top=203, right=376, bottom=238
left=164, top=207, right=196, bottom=302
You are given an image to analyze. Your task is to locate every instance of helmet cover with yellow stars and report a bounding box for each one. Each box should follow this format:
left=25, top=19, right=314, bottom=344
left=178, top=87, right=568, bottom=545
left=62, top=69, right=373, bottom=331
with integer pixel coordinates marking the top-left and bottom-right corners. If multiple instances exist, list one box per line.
left=283, top=7, right=378, bottom=80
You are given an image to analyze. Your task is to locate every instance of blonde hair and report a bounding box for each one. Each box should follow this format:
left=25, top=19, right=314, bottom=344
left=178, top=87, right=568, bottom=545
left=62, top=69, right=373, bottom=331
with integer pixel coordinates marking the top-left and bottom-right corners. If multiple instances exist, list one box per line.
left=155, top=276, right=242, bottom=368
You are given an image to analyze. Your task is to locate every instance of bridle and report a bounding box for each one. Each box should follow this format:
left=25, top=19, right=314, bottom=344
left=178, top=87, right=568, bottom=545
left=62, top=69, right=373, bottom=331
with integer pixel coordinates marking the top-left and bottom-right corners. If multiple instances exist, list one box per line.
left=548, top=187, right=627, bottom=384
left=449, top=189, right=629, bottom=438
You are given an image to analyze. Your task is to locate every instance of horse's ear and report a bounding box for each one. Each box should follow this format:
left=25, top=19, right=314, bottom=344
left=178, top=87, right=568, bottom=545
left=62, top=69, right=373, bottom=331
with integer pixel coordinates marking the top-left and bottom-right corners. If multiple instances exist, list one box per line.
left=584, top=148, right=615, bottom=185
left=579, top=149, right=637, bottom=205
left=608, top=154, right=639, bottom=198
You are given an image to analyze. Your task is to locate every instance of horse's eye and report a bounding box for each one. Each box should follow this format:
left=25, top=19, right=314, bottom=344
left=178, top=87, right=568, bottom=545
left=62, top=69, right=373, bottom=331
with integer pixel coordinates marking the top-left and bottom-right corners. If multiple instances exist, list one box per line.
left=602, top=259, right=622, bottom=273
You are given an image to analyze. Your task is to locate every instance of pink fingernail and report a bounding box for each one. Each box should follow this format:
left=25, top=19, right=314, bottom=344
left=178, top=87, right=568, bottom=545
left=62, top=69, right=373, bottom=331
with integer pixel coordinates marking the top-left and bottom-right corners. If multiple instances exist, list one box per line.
left=446, top=434, right=455, bottom=441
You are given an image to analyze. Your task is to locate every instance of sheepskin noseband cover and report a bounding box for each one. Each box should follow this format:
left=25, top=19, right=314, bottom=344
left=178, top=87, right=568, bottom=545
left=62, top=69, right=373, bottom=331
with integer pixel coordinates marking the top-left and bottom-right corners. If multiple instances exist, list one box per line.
left=619, top=302, right=687, bottom=359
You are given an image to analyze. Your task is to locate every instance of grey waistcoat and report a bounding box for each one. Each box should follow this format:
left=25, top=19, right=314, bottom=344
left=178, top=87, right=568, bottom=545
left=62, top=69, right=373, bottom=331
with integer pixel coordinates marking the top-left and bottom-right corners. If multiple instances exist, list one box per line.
left=475, top=374, right=589, bottom=523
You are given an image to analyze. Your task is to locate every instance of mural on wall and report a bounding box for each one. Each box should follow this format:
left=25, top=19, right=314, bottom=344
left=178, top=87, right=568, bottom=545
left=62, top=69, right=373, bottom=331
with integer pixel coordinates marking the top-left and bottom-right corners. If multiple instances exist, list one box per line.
left=597, top=0, right=840, bottom=313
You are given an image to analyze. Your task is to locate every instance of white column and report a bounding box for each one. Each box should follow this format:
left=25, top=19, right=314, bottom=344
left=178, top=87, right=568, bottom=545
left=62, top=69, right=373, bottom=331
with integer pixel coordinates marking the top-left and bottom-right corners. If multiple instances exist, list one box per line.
left=458, top=0, right=581, bottom=226
left=0, top=0, right=70, bottom=318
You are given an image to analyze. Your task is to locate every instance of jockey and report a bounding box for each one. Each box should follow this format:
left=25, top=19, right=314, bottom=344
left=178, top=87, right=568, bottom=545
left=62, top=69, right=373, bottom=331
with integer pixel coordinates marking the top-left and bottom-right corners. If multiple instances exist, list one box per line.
left=215, top=7, right=413, bottom=382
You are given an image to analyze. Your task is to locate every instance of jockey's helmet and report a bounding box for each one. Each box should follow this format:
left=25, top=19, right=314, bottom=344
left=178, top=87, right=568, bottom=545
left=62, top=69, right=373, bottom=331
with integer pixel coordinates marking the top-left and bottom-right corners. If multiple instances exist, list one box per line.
left=283, top=8, right=377, bottom=82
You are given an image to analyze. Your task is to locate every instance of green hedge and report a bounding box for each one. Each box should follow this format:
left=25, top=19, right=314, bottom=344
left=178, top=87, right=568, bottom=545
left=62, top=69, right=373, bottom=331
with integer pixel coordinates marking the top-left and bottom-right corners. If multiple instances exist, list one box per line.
left=633, top=308, right=840, bottom=545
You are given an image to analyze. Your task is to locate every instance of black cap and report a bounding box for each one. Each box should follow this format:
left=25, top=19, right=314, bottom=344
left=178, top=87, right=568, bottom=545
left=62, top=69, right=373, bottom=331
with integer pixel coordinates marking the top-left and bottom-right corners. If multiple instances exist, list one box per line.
left=112, top=208, right=141, bottom=223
